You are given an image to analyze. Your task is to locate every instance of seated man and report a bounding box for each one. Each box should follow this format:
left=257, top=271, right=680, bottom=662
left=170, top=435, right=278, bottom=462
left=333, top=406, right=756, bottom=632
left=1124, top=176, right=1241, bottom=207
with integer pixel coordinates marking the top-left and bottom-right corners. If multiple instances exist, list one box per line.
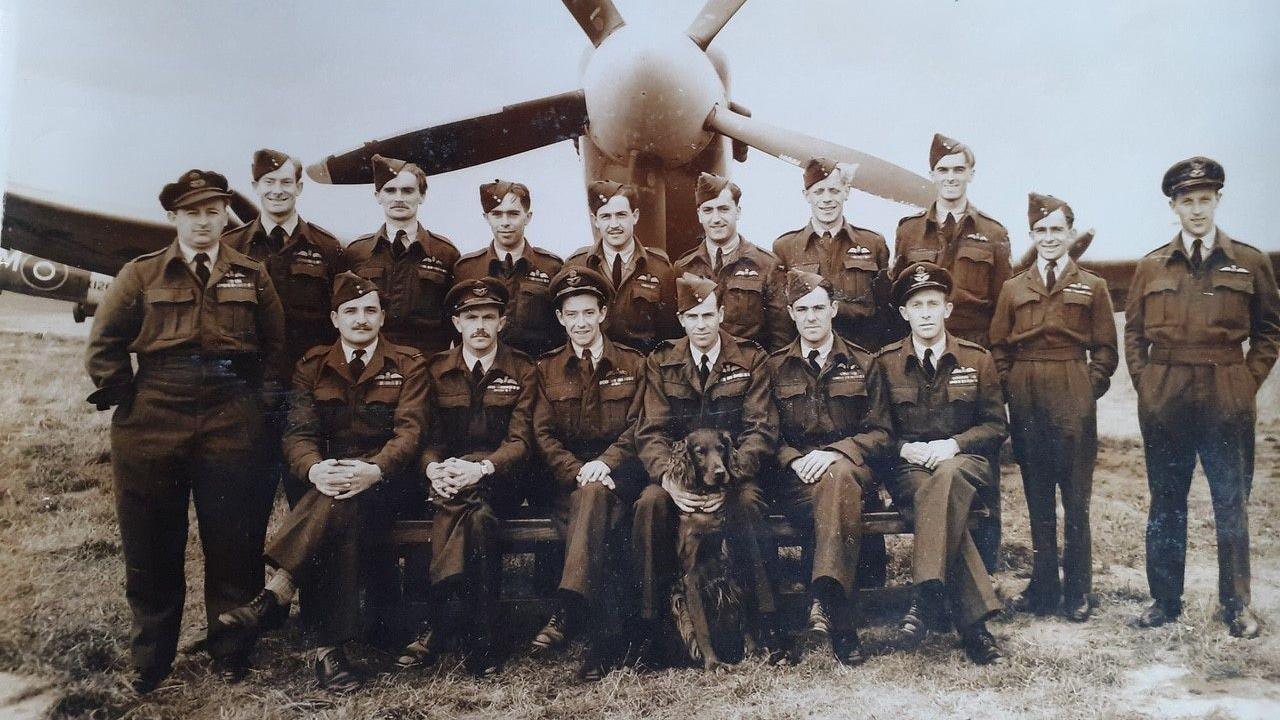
left=218, top=272, right=428, bottom=693
left=530, top=266, right=648, bottom=680
left=397, top=277, right=537, bottom=677
left=878, top=262, right=1007, bottom=665
left=634, top=273, right=788, bottom=665
left=765, top=270, right=891, bottom=665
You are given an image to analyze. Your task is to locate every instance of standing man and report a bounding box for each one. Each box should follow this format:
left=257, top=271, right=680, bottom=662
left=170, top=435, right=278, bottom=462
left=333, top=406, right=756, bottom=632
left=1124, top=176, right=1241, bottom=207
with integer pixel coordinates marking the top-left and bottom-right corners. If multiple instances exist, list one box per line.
left=675, top=172, right=790, bottom=351
left=765, top=269, right=892, bottom=665
left=633, top=274, right=788, bottom=665
left=565, top=180, right=680, bottom=353
left=344, top=154, right=460, bottom=355
left=1125, top=157, right=1280, bottom=637
left=454, top=179, right=565, bottom=357
left=892, top=134, right=1011, bottom=571
left=216, top=272, right=428, bottom=693
left=990, top=194, right=1118, bottom=621
left=396, top=278, right=537, bottom=676
left=85, top=170, right=286, bottom=692
left=773, top=157, right=890, bottom=351
left=530, top=266, right=648, bottom=681
left=879, top=262, right=1006, bottom=665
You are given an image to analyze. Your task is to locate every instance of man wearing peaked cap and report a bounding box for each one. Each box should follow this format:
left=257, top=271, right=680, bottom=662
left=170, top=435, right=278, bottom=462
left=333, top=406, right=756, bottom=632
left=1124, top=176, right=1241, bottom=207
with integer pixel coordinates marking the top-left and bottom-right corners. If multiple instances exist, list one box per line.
left=634, top=271, right=792, bottom=667
left=774, top=156, right=891, bottom=353
left=527, top=263, right=647, bottom=680
left=342, top=154, right=459, bottom=355
left=397, top=274, right=536, bottom=677
left=454, top=178, right=565, bottom=357
left=763, top=267, right=893, bottom=665
left=875, top=261, right=1008, bottom=665
left=565, top=180, right=680, bottom=352
left=675, top=172, right=791, bottom=351
left=990, top=194, right=1118, bottom=622
left=86, top=168, right=287, bottom=693
left=1126, top=157, right=1280, bottom=638
left=217, top=272, right=429, bottom=692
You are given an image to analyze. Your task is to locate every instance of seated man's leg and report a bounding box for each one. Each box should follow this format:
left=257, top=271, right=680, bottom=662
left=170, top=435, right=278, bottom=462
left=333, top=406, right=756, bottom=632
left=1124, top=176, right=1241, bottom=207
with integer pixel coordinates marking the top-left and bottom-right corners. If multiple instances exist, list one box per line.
left=886, top=456, right=985, bottom=587
left=632, top=483, right=678, bottom=623
left=722, top=480, right=791, bottom=663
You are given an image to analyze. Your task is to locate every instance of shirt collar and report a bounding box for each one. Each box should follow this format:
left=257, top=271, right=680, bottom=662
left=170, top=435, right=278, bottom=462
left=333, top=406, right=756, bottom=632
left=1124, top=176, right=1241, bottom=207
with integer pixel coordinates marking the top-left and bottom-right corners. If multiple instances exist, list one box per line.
left=462, top=346, right=498, bottom=375
left=261, top=214, right=300, bottom=238
left=178, top=240, right=219, bottom=267
left=934, top=201, right=969, bottom=225
left=1036, top=255, right=1070, bottom=284
left=385, top=219, right=419, bottom=243
left=912, top=333, right=948, bottom=364
left=573, top=335, right=606, bottom=361
left=341, top=338, right=377, bottom=364
left=799, top=334, right=835, bottom=366
left=704, top=234, right=741, bottom=261
left=690, top=337, right=723, bottom=369
left=809, top=217, right=845, bottom=238
left=492, top=239, right=526, bottom=264
left=1181, top=227, right=1217, bottom=255
left=601, top=240, right=636, bottom=267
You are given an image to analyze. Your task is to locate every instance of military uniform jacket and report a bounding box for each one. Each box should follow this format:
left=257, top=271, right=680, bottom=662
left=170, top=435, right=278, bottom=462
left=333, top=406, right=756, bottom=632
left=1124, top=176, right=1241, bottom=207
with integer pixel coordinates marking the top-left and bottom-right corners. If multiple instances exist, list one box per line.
left=86, top=239, right=287, bottom=407
left=1124, top=230, right=1280, bottom=385
left=773, top=221, right=890, bottom=344
left=221, top=217, right=345, bottom=361
left=343, top=224, right=460, bottom=352
left=877, top=335, right=1008, bottom=458
left=282, top=338, right=428, bottom=481
left=674, top=237, right=791, bottom=351
left=893, top=204, right=1011, bottom=338
left=533, top=338, right=646, bottom=490
left=565, top=240, right=680, bottom=353
left=989, top=262, right=1119, bottom=395
left=454, top=241, right=565, bottom=357
left=766, top=335, right=892, bottom=469
left=421, top=343, right=536, bottom=478
left=637, top=331, right=779, bottom=483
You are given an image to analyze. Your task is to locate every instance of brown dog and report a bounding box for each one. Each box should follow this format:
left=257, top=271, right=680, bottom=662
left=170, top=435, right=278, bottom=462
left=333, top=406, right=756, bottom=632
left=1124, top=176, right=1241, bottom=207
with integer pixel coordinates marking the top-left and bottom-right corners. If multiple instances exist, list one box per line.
left=663, top=428, right=751, bottom=670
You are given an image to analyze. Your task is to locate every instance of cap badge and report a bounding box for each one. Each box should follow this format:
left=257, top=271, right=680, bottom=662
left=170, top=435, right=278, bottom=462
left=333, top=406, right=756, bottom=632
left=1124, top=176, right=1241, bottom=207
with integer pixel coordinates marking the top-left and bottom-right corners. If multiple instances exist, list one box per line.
left=1188, top=160, right=1205, bottom=178
left=189, top=178, right=206, bottom=188
left=472, top=286, right=487, bottom=296
left=566, top=269, right=582, bottom=286
left=913, top=266, right=930, bottom=283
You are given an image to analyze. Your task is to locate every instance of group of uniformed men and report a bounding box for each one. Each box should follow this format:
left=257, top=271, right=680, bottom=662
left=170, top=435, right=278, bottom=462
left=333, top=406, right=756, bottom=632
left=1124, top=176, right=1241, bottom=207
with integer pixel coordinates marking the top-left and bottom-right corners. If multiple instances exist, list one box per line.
left=84, top=134, right=1279, bottom=695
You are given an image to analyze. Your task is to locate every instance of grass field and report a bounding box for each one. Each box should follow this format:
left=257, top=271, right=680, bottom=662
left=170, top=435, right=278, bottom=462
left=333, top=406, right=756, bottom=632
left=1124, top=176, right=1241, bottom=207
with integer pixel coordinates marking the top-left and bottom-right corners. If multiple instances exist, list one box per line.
left=0, top=329, right=1277, bottom=719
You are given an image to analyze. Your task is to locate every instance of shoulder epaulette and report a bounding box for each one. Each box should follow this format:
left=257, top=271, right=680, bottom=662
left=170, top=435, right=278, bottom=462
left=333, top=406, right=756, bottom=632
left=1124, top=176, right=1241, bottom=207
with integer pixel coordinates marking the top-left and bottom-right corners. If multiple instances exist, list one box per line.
left=775, top=226, right=809, bottom=241
left=848, top=224, right=886, bottom=239
left=302, top=344, right=330, bottom=360
left=530, top=245, right=564, bottom=263
left=898, top=210, right=927, bottom=226
left=973, top=208, right=1006, bottom=227
left=1232, top=240, right=1262, bottom=254
left=875, top=338, right=906, bottom=357
left=304, top=222, right=341, bottom=244
left=955, top=338, right=990, bottom=353
left=457, top=246, right=489, bottom=263
left=350, top=232, right=378, bottom=245
left=134, top=246, right=168, bottom=261
left=653, top=338, right=678, bottom=352
left=565, top=246, right=593, bottom=261
left=768, top=345, right=791, bottom=358
left=538, top=344, right=567, bottom=362
left=220, top=223, right=250, bottom=240
left=644, top=245, right=670, bottom=261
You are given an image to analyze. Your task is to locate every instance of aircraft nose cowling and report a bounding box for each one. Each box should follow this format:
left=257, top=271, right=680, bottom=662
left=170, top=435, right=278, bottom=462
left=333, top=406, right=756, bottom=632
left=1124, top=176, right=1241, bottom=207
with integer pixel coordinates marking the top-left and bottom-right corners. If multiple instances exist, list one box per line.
left=582, top=27, right=725, bottom=168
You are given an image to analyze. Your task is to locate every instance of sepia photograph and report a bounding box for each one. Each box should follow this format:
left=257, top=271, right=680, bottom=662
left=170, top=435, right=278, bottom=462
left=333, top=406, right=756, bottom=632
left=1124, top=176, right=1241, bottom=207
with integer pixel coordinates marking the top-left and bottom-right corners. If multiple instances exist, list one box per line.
left=0, top=1, right=1277, bottom=718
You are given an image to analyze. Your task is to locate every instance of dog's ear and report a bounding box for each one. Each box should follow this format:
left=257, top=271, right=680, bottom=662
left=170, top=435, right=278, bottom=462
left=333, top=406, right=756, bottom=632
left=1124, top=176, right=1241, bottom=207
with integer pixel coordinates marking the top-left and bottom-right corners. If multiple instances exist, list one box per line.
left=663, top=439, right=694, bottom=489
left=718, top=430, right=733, bottom=455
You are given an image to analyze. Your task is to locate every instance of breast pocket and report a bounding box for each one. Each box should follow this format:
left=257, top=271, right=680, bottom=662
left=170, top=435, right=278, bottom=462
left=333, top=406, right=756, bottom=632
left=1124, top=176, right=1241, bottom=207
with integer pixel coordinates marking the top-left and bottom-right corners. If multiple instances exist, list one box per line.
left=515, top=277, right=553, bottom=325
left=827, top=378, right=869, bottom=427
left=215, top=286, right=260, bottom=339
left=143, top=287, right=197, bottom=340
left=354, top=265, right=387, bottom=292
left=1209, top=273, right=1254, bottom=332
left=836, top=255, right=879, bottom=311
left=413, top=268, right=449, bottom=320
left=954, top=245, right=994, bottom=296
left=1061, top=291, right=1093, bottom=332
left=544, top=381, right=583, bottom=426
left=906, top=248, right=939, bottom=264
left=312, top=384, right=350, bottom=442
left=284, top=262, right=330, bottom=318
left=1141, top=274, right=1183, bottom=329
left=722, top=275, right=765, bottom=330
left=1012, top=291, right=1045, bottom=333
left=772, top=381, right=811, bottom=431
left=889, top=384, right=920, bottom=432
left=598, top=381, right=638, bottom=433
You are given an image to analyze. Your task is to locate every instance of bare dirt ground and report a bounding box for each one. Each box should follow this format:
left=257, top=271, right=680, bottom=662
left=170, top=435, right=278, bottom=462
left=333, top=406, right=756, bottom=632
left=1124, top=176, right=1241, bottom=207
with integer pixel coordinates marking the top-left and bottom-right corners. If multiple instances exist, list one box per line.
left=0, top=326, right=1277, bottom=719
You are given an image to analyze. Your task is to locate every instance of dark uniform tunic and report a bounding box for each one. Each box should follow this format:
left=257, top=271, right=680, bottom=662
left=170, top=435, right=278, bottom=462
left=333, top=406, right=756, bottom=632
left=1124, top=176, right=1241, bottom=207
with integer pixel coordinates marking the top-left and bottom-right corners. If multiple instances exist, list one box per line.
left=773, top=221, right=891, bottom=350
left=266, top=339, right=428, bottom=646
left=454, top=242, right=565, bottom=357
left=990, top=262, right=1118, bottom=602
left=877, top=335, right=1006, bottom=627
left=419, top=344, right=537, bottom=627
left=674, top=238, right=791, bottom=352
left=765, top=335, right=891, bottom=605
left=343, top=224, right=459, bottom=355
left=634, top=331, right=780, bottom=620
left=85, top=240, right=286, bottom=673
left=565, top=241, right=680, bottom=353
left=533, top=338, right=646, bottom=615
left=1124, top=231, right=1280, bottom=612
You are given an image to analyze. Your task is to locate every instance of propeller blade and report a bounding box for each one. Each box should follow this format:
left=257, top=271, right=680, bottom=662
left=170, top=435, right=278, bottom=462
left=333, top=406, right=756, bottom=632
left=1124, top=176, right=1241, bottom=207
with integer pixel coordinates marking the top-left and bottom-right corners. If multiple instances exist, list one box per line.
left=562, top=0, right=626, bottom=47
left=704, top=105, right=935, bottom=207
left=228, top=190, right=259, bottom=225
left=687, top=0, right=748, bottom=50
left=307, top=90, right=588, bottom=184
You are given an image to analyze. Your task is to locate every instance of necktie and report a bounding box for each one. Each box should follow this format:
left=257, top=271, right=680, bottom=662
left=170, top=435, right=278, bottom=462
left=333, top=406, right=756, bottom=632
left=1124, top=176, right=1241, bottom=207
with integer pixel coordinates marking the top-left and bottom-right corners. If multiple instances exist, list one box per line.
left=942, top=213, right=957, bottom=243
left=698, top=354, right=711, bottom=389
left=923, top=348, right=936, bottom=379
left=349, top=348, right=366, bottom=380
left=393, top=230, right=408, bottom=259
left=807, top=348, right=821, bottom=374
left=1045, top=260, right=1057, bottom=292
left=1191, top=238, right=1203, bottom=271
left=581, top=348, right=599, bottom=410
left=471, top=359, right=485, bottom=386
left=581, top=348, right=595, bottom=378
left=714, top=247, right=724, bottom=275
left=611, top=253, right=623, bottom=290
left=819, top=231, right=833, bottom=252
left=268, top=226, right=286, bottom=254
left=503, top=253, right=514, bottom=277
left=194, top=252, right=210, bottom=287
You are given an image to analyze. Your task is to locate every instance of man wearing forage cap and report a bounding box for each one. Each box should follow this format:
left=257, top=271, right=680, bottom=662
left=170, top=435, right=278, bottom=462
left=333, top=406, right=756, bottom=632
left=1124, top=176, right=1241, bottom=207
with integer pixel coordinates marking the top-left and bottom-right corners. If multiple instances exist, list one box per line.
left=454, top=179, right=566, bottom=357
left=217, top=272, right=428, bottom=693
left=674, top=172, right=791, bottom=351
left=343, top=153, right=460, bottom=355
left=989, top=194, right=1117, bottom=622
left=1125, top=157, right=1280, bottom=638
left=773, top=157, right=891, bottom=351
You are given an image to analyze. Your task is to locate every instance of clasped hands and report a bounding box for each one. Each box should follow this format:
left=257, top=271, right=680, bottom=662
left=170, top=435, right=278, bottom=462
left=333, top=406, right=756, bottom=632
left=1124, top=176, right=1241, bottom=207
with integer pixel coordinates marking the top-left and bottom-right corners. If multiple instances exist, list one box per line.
left=899, top=438, right=961, bottom=470
left=308, top=458, right=382, bottom=499
left=425, top=458, right=489, bottom=499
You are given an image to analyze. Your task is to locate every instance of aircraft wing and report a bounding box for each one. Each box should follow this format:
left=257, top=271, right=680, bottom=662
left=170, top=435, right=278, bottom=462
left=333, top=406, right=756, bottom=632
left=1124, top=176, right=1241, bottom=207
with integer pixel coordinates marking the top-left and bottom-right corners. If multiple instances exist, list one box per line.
left=1, top=191, right=174, bottom=276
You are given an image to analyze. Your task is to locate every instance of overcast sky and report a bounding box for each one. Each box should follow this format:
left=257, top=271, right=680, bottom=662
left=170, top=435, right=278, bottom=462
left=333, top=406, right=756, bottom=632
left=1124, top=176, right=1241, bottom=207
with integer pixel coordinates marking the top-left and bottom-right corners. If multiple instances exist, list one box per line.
left=1, top=0, right=1277, bottom=262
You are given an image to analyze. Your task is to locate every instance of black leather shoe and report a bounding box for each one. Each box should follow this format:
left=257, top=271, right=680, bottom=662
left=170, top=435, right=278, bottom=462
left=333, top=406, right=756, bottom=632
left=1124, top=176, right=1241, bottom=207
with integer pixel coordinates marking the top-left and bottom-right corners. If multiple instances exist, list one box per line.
left=530, top=606, right=573, bottom=654
left=960, top=624, right=1004, bottom=666
left=832, top=630, right=866, bottom=667
left=807, top=597, right=833, bottom=638
left=1226, top=606, right=1261, bottom=639
left=620, top=621, right=663, bottom=670
left=212, top=658, right=250, bottom=684
left=466, top=639, right=502, bottom=678
left=128, top=666, right=170, bottom=695
left=1062, top=595, right=1091, bottom=623
left=395, top=628, right=441, bottom=669
left=1138, top=599, right=1181, bottom=628
left=578, top=636, right=616, bottom=682
left=259, top=598, right=290, bottom=632
left=217, top=589, right=281, bottom=632
left=899, top=603, right=928, bottom=647
left=758, top=616, right=794, bottom=666
left=315, top=647, right=362, bottom=694
left=1009, top=589, right=1060, bottom=616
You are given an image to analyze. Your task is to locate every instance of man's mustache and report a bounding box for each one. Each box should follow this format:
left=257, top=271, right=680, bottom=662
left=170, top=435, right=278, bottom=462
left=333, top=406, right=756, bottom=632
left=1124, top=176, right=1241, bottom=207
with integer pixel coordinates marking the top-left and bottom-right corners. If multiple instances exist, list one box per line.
left=470, top=329, right=491, bottom=338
